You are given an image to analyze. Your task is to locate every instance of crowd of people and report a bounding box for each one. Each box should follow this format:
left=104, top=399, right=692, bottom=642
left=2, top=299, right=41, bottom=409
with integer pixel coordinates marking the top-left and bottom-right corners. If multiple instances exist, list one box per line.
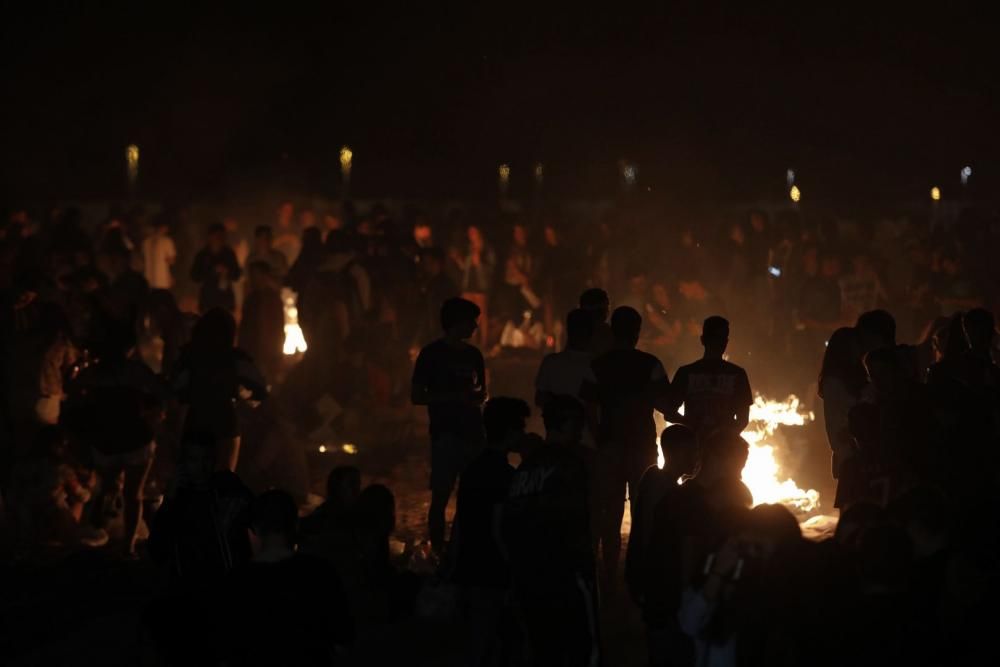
left=1, top=199, right=999, bottom=664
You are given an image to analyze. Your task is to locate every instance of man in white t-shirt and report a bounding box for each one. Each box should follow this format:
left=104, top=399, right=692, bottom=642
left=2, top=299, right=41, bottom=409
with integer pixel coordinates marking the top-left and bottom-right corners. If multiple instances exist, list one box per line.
left=534, top=308, right=597, bottom=445
left=142, top=216, right=177, bottom=290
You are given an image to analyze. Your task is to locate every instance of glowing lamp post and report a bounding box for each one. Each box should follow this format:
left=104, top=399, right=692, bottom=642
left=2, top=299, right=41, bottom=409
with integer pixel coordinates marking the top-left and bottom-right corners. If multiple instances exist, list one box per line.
left=931, top=186, right=941, bottom=202
left=339, top=145, right=353, bottom=196
left=789, top=185, right=801, bottom=203
left=498, top=163, right=511, bottom=197
left=126, top=144, right=139, bottom=192
left=961, top=166, right=972, bottom=186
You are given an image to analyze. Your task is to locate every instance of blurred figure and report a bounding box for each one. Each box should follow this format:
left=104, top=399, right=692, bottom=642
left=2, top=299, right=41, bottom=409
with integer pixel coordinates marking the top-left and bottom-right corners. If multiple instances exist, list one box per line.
left=285, top=226, right=326, bottom=297
left=238, top=262, right=284, bottom=386
left=273, top=200, right=301, bottom=266
left=579, top=287, right=614, bottom=357
left=141, top=214, right=176, bottom=290
left=453, top=225, right=495, bottom=348
left=190, top=223, right=242, bottom=314
left=245, top=225, right=289, bottom=284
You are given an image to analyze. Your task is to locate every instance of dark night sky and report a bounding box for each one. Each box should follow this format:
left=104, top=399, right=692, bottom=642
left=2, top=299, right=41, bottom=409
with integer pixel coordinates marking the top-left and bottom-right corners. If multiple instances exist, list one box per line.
left=2, top=2, right=997, bottom=205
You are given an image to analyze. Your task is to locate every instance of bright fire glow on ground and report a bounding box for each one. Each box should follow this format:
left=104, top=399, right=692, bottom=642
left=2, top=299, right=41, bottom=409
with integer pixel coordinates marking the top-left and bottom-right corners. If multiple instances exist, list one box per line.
left=282, top=292, right=307, bottom=355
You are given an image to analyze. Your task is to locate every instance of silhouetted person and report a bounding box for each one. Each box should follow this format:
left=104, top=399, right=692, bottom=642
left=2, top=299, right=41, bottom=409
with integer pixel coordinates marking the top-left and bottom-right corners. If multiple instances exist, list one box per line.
left=668, top=316, right=752, bottom=437
left=643, top=431, right=751, bottom=667
left=580, top=287, right=614, bottom=357
left=856, top=308, right=896, bottom=355
left=534, top=308, right=596, bottom=432
left=190, top=223, right=242, bottom=313
left=300, top=465, right=361, bottom=540
left=451, top=397, right=528, bottom=665
left=584, top=305, right=671, bottom=590
left=222, top=489, right=354, bottom=666
left=285, top=226, right=326, bottom=296
left=502, top=395, right=599, bottom=667
left=818, top=327, right=870, bottom=508
left=173, top=308, right=268, bottom=481
left=238, top=261, right=285, bottom=385
left=625, top=424, right=698, bottom=606
left=245, top=225, right=290, bottom=283
left=411, top=297, right=487, bottom=552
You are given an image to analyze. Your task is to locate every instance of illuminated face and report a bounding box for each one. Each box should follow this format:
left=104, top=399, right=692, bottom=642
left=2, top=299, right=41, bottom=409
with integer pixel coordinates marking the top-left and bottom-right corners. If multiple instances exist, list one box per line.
left=467, top=226, right=483, bottom=250
left=278, top=203, right=294, bottom=228
left=513, top=225, right=528, bottom=246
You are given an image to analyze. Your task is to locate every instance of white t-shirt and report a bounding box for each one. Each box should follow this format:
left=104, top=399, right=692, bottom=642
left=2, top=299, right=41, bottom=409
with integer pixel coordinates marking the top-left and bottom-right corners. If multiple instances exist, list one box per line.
left=143, top=233, right=177, bottom=289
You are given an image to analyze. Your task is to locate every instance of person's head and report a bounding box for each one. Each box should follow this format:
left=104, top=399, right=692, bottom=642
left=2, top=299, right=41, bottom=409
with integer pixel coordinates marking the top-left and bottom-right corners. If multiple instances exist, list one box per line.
left=324, top=211, right=343, bottom=232
left=190, top=307, right=237, bottom=355
left=207, top=223, right=226, bottom=252
left=660, top=424, right=698, bottom=478
left=277, top=201, right=294, bottom=228
left=483, top=397, right=530, bottom=450
left=701, top=316, right=730, bottom=356
left=542, top=395, right=586, bottom=445
left=543, top=224, right=558, bottom=246
left=355, top=484, right=396, bottom=539
left=413, top=220, right=433, bottom=246
left=740, top=503, right=802, bottom=562
left=512, top=223, right=528, bottom=247
left=856, top=309, right=896, bottom=352
left=467, top=225, right=484, bottom=251
left=299, top=208, right=317, bottom=229
left=253, top=225, right=273, bottom=253
left=251, top=489, right=299, bottom=550
left=611, top=306, right=642, bottom=348
left=420, top=247, right=446, bottom=276
left=440, top=297, right=481, bottom=340
left=565, top=308, right=595, bottom=351
left=579, top=288, right=610, bottom=324
left=325, top=466, right=362, bottom=511
left=698, top=431, right=749, bottom=486
left=818, top=327, right=867, bottom=397
left=963, top=308, right=996, bottom=352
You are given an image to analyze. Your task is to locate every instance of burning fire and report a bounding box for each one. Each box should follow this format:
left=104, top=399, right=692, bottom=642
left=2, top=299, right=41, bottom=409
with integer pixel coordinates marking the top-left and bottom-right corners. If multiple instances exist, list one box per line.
left=740, top=395, right=820, bottom=512
left=656, top=393, right=820, bottom=512
left=283, top=291, right=307, bottom=355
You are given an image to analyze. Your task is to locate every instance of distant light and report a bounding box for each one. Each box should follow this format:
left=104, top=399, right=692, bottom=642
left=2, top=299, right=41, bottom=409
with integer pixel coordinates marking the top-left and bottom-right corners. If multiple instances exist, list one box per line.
left=342, top=443, right=358, bottom=455
left=498, top=163, right=511, bottom=195
left=786, top=168, right=796, bottom=188
left=126, top=144, right=139, bottom=186
left=339, top=146, right=353, bottom=178
left=961, top=166, right=972, bottom=185
left=318, top=445, right=327, bottom=453
left=620, top=161, right=637, bottom=187
left=533, top=162, right=544, bottom=185
left=789, top=185, right=801, bottom=203
left=931, top=186, right=941, bottom=201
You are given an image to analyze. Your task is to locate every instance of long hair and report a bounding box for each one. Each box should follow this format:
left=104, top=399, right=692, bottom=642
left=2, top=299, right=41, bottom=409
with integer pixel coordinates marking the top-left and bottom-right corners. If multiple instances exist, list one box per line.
left=818, top=327, right=867, bottom=399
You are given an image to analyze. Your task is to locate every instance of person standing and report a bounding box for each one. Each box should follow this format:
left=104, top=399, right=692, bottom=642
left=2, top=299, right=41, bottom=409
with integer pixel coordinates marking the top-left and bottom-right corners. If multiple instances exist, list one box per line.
left=668, top=316, right=753, bottom=439
left=411, top=297, right=487, bottom=552
left=142, top=215, right=177, bottom=290
left=190, top=224, right=242, bottom=314
left=584, top=306, right=672, bottom=591
left=245, top=225, right=290, bottom=285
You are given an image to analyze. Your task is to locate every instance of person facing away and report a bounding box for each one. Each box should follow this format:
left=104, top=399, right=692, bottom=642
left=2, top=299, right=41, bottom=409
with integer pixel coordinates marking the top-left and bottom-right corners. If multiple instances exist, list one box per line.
left=411, top=297, right=487, bottom=552
left=534, top=308, right=597, bottom=410
left=141, top=214, right=176, bottom=290
left=238, top=261, right=285, bottom=386
left=173, top=308, right=268, bottom=479
left=450, top=397, right=528, bottom=664
left=502, top=395, right=599, bottom=667
left=221, top=489, right=354, bottom=667
left=668, top=316, right=753, bottom=438
left=583, top=305, right=672, bottom=588
left=625, top=424, right=699, bottom=607
left=245, top=225, right=290, bottom=284
left=579, top=287, right=614, bottom=357
left=190, top=223, right=242, bottom=314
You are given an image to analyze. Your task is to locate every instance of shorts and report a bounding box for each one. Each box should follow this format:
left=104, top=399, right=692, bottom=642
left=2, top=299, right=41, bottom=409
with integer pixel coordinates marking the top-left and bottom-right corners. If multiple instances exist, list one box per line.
left=430, top=433, right=483, bottom=492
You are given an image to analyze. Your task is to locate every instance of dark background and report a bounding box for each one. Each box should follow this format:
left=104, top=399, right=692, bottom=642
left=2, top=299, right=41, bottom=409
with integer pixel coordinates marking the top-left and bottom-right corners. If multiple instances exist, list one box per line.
left=2, top=2, right=996, bottom=205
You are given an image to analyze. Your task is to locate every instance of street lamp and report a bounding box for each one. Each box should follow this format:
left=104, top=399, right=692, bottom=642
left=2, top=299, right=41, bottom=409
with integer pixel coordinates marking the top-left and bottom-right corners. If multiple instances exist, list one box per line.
left=339, top=145, right=353, bottom=194
left=931, top=186, right=941, bottom=201
left=789, top=185, right=801, bottom=203
left=498, top=163, right=511, bottom=196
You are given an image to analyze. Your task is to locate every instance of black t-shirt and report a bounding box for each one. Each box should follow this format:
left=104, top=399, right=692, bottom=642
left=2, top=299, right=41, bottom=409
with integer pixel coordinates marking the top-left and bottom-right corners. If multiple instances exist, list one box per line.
left=412, top=339, right=486, bottom=441
left=222, top=553, right=354, bottom=666
left=671, top=358, right=752, bottom=436
left=452, top=448, right=515, bottom=588
left=502, top=443, right=594, bottom=584
left=585, top=348, right=670, bottom=450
